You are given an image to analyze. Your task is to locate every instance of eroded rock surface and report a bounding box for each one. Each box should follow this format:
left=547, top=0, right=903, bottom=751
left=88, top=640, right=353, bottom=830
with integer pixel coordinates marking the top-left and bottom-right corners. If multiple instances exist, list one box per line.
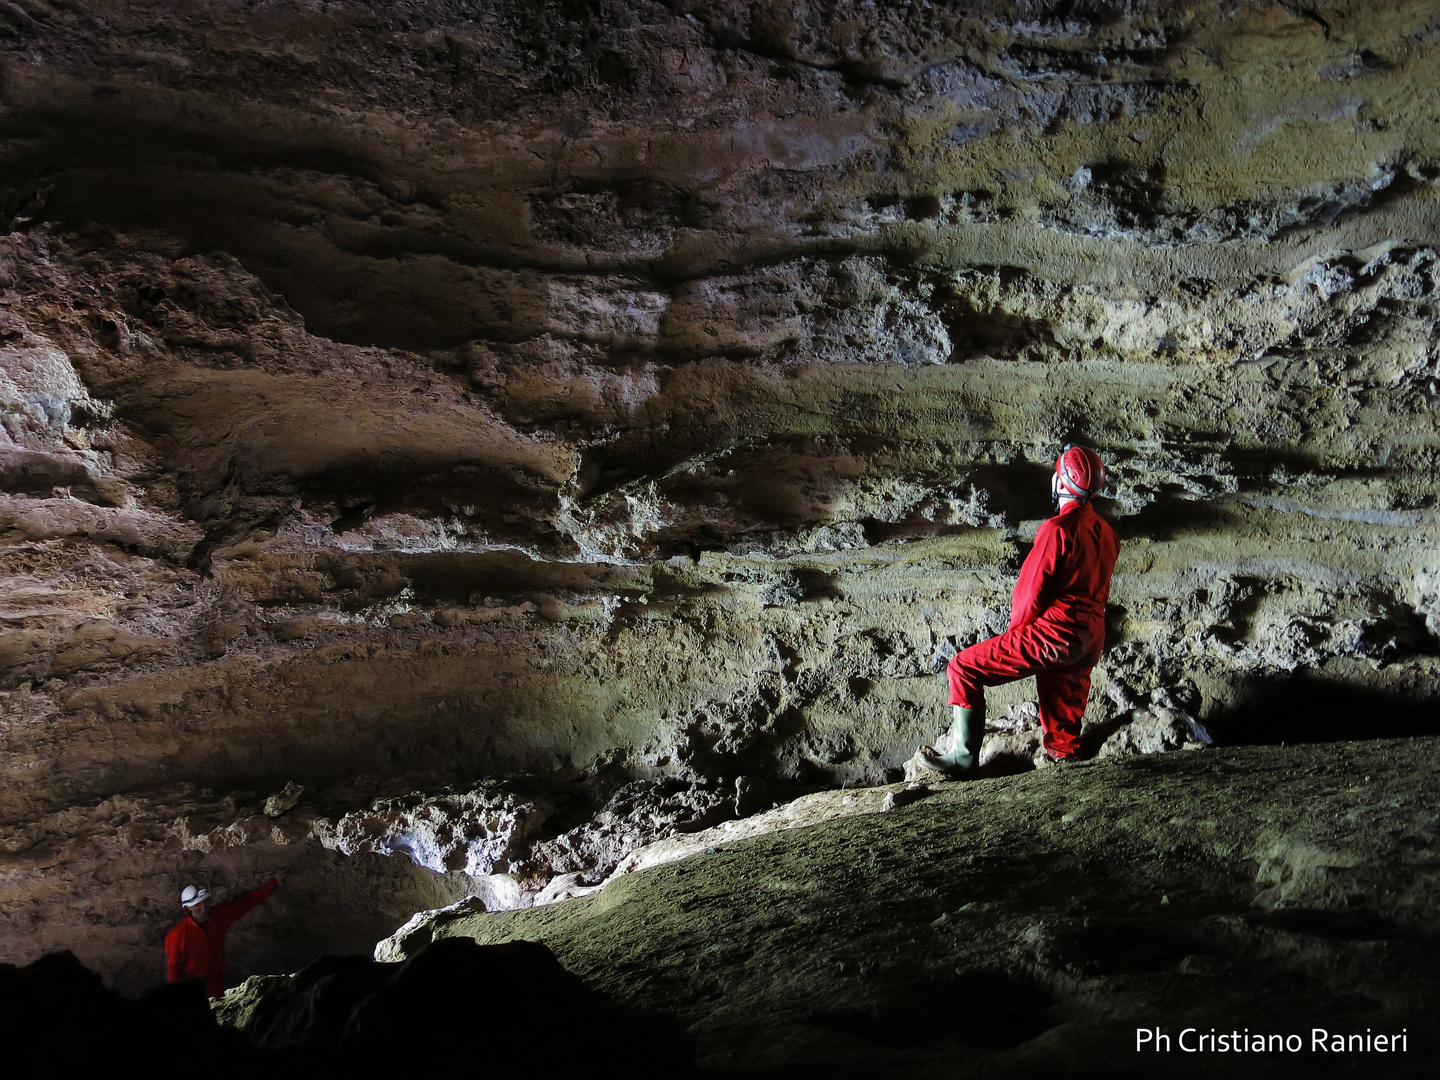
left=376, top=738, right=1440, bottom=1078
left=1, top=0, right=1439, bottom=997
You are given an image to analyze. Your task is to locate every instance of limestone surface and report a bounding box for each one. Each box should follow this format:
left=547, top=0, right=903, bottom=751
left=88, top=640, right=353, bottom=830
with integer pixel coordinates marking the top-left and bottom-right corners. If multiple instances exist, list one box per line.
left=376, top=738, right=1440, bottom=1078
left=1, top=0, right=1439, bottom=1003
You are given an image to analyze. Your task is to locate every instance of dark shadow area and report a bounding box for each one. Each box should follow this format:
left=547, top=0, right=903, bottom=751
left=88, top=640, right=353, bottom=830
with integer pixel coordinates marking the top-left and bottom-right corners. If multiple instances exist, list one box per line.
left=1110, top=492, right=1236, bottom=541
left=14, top=141, right=519, bottom=350
left=809, top=970, right=1055, bottom=1049
left=966, top=460, right=1054, bottom=523
left=1044, top=917, right=1201, bottom=976
left=794, top=567, right=842, bottom=601
left=0, top=951, right=264, bottom=1076
left=1103, top=600, right=1129, bottom=649
left=300, top=465, right=556, bottom=534
left=1078, top=712, right=1130, bottom=755
left=0, top=941, right=697, bottom=1078
left=1218, top=444, right=1322, bottom=478
left=0, top=447, right=93, bottom=494
left=1205, top=672, right=1440, bottom=745
left=862, top=517, right=989, bottom=544
left=932, top=271, right=1057, bottom=360
left=1241, top=908, right=1419, bottom=943
left=393, top=549, right=644, bottom=602
left=980, top=753, right=1039, bottom=778
left=528, top=178, right=714, bottom=249
left=904, top=193, right=943, bottom=221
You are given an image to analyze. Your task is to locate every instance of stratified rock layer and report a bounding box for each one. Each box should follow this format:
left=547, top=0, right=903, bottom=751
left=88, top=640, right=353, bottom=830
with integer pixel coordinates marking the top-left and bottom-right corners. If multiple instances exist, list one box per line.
left=2, top=1, right=1439, bottom=991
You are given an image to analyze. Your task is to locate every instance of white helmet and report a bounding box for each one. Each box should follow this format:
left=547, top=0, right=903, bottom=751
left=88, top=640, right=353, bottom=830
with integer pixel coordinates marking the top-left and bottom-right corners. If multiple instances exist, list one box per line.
left=180, top=885, right=210, bottom=908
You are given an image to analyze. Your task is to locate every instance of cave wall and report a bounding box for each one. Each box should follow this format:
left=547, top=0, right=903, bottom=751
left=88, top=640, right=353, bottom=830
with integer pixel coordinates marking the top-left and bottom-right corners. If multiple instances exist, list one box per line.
left=2, top=0, right=1440, bottom=992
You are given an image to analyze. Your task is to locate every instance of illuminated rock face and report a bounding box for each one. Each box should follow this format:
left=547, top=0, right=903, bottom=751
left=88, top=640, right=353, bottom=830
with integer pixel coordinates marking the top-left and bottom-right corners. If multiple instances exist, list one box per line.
left=1, top=1, right=1439, bottom=994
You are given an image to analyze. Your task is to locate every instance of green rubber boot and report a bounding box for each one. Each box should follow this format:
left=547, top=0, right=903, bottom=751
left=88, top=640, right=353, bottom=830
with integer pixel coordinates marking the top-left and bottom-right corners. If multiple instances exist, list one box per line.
left=920, top=705, right=985, bottom=776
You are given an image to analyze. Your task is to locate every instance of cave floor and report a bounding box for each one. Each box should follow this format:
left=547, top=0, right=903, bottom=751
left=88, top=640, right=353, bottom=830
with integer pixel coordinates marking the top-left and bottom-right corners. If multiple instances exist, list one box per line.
left=385, top=738, right=1440, bottom=1078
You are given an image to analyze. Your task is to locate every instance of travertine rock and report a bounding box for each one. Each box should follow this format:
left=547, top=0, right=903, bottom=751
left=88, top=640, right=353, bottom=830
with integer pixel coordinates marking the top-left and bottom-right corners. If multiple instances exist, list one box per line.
left=262, top=782, right=305, bottom=819
left=1098, top=707, right=1212, bottom=758
left=2, top=0, right=1440, bottom=1002
left=325, top=784, right=552, bottom=878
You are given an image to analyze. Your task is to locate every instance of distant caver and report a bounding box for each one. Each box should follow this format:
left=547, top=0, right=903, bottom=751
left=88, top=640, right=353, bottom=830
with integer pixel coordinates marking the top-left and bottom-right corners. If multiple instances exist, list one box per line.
left=164, top=872, right=285, bottom=998
left=923, top=446, right=1120, bottom=774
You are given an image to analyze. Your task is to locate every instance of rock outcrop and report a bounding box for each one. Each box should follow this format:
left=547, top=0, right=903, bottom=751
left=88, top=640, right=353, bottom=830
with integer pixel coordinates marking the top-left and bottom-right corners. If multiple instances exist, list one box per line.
left=374, top=737, right=1440, bottom=1078
left=229, top=937, right=696, bottom=1077
left=1, top=939, right=693, bottom=1077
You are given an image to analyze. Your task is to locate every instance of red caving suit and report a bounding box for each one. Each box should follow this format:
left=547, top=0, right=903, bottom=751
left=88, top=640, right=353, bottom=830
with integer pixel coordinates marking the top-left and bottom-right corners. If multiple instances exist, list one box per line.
left=947, top=500, right=1120, bottom=759
left=164, top=878, right=277, bottom=998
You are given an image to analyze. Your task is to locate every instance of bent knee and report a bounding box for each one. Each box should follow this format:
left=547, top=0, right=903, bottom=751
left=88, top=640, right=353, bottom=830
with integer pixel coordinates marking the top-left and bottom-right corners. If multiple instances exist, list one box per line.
left=947, top=649, right=981, bottom=679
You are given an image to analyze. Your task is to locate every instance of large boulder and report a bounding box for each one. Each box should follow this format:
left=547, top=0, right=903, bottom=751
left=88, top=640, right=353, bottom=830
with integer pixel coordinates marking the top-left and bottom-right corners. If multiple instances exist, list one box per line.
left=0, top=951, right=259, bottom=1075
left=237, top=937, right=697, bottom=1077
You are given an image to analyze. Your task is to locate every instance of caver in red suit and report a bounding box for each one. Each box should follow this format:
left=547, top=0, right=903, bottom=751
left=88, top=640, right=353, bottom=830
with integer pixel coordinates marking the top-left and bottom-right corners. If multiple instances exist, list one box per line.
left=927, top=446, right=1120, bottom=770
left=164, top=877, right=279, bottom=998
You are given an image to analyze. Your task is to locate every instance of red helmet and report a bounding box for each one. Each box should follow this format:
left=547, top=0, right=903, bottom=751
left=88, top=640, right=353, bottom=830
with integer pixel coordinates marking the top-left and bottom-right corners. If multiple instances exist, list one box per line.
left=1054, top=444, right=1105, bottom=501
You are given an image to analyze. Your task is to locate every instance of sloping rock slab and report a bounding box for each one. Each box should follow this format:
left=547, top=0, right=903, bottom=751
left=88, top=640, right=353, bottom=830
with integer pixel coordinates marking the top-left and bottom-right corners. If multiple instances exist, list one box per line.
left=379, top=739, right=1440, bottom=1079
